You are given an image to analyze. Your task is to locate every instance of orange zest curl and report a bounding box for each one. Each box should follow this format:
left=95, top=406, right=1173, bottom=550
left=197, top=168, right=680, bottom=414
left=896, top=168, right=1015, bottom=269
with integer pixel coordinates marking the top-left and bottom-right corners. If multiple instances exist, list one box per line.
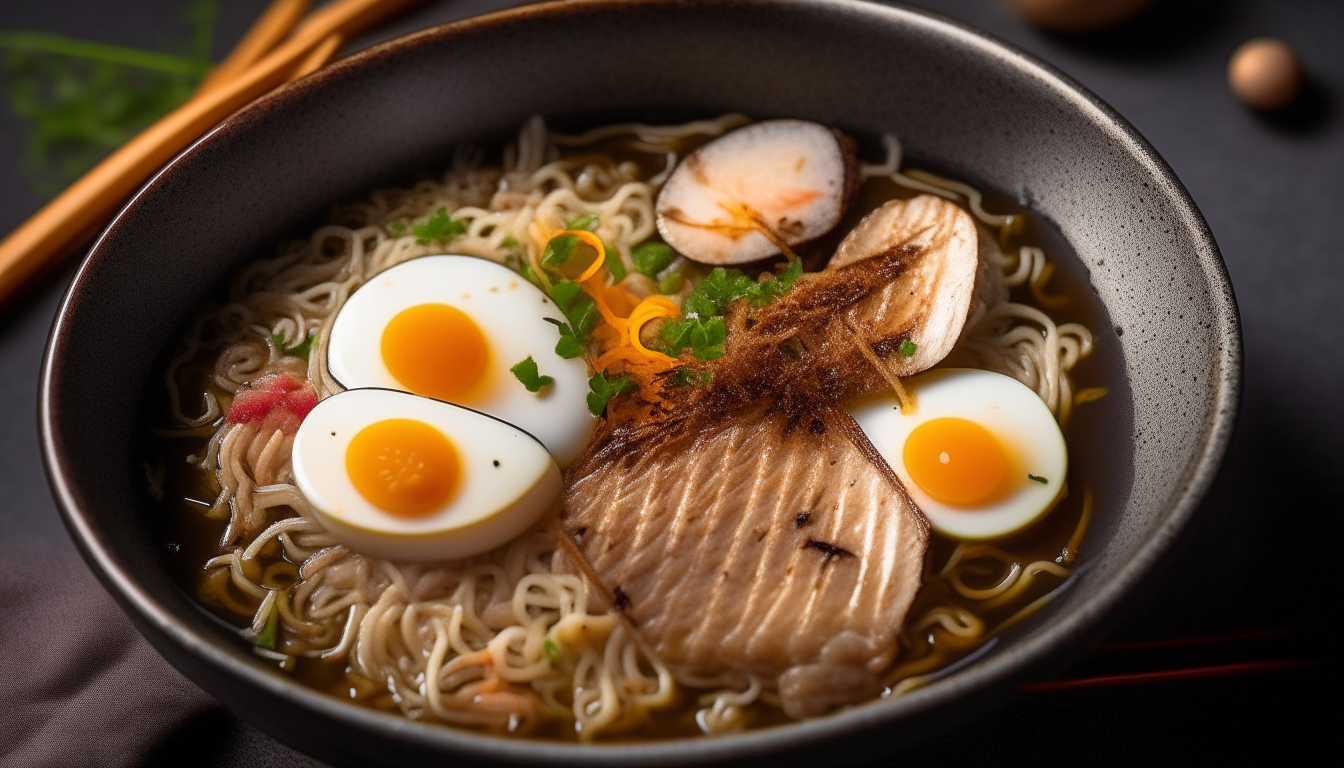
left=560, top=229, right=609, bottom=283
left=625, top=296, right=679, bottom=362
left=531, top=225, right=686, bottom=408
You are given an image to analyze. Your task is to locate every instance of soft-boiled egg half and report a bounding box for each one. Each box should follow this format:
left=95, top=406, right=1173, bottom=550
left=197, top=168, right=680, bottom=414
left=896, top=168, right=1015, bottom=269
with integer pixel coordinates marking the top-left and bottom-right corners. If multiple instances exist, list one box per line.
left=292, top=388, right=561, bottom=561
left=849, top=368, right=1067, bottom=540
left=327, top=255, right=592, bottom=467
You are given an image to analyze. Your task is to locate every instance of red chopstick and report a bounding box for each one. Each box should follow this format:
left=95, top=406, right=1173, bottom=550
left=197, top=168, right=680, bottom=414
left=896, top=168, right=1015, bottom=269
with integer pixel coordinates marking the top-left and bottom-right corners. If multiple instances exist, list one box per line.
left=1020, top=659, right=1318, bottom=692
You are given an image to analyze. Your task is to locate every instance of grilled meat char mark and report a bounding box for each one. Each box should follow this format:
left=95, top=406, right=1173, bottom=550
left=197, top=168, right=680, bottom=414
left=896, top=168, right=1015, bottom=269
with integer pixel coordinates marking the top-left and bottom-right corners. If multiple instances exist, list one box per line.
left=828, top=194, right=980, bottom=387
left=560, top=406, right=927, bottom=720
left=560, top=194, right=979, bottom=719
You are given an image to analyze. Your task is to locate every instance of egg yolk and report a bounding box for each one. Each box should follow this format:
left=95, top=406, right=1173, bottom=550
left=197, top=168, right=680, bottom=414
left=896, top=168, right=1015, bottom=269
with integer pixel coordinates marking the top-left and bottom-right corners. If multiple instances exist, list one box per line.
left=903, top=418, right=1011, bottom=507
left=381, top=304, right=488, bottom=402
left=346, top=419, right=459, bottom=518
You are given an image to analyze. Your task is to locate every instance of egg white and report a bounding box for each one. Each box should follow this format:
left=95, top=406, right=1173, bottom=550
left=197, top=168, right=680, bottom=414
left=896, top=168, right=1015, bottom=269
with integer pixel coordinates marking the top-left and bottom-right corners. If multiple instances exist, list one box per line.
left=292, top=388, right=561, bottom=561
left=327, top=255, right=593, bottom=466
left=848, top=368, right=1067, bottom=540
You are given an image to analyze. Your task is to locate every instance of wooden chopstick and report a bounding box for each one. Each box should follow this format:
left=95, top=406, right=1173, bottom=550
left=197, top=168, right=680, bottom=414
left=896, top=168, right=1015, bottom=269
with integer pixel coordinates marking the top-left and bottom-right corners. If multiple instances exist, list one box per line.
left=196, top=0, right=312, bottom=97
left=288, top=33, right=345, bottom=83
left=0, top=0, right=426, bottom=306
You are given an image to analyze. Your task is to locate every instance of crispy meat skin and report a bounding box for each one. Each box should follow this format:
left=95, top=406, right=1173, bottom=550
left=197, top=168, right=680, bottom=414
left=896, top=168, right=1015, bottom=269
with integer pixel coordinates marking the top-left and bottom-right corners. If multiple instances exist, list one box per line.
left=559, top=204, right=977, bottom=717
left=830, top=195, right=980, bottom=383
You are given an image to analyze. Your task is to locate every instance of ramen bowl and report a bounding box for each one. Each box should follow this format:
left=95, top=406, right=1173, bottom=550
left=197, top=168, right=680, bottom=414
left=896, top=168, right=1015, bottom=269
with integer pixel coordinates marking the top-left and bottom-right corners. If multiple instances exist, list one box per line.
left=40, top=0, right=1239, bottom=764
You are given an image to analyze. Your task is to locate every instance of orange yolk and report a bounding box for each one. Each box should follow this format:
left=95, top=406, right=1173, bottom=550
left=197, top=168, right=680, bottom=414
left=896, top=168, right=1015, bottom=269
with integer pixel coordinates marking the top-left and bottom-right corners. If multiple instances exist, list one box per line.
left=381, top=304, right=488, bottom=402
left=345, top=419, right=459, bottom=518
left=903, top=418, right=1011, bottom=507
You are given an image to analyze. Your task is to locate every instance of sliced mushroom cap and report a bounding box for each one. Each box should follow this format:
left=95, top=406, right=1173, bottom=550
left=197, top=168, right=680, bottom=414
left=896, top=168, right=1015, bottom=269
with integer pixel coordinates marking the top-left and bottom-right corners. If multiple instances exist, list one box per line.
left=830, top=194, right=979, bottom=380
left=655, top=120, right=857, bottom=265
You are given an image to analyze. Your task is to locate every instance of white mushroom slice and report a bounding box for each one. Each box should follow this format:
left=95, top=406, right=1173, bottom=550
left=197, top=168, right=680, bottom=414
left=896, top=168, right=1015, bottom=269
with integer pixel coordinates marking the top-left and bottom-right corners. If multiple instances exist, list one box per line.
left=830, top=194, right=979, bottom=379
left=655, top=120, right=856, bottom=265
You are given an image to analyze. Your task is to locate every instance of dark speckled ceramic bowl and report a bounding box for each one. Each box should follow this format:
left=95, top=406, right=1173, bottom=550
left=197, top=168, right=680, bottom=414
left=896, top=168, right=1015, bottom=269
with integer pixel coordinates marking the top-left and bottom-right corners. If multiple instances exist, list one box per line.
left=40, top=0, right=1240, bottom=765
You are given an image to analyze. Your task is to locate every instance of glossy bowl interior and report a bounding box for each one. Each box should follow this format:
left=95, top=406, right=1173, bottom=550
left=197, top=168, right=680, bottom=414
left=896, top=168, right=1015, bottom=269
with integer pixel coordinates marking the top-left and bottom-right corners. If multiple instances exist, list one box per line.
left=40, top=0, right=1239, bottom=765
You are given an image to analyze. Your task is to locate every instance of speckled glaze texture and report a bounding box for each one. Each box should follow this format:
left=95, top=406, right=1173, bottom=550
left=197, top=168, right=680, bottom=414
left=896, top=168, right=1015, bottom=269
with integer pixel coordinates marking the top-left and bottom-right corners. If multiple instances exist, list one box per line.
left=40, top=1, right=1240, bottom=765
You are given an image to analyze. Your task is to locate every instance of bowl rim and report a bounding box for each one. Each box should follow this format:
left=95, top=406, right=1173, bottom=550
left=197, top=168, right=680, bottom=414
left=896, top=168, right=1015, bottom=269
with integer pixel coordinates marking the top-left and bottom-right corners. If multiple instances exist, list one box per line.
left=40, top=0, right=1242, bottom=763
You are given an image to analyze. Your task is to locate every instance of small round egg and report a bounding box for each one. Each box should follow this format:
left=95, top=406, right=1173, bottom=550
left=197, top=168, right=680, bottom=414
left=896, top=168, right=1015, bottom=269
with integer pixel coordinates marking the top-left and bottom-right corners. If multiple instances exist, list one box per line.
left=848, top=368, right=1067, bottom=540
left=292, top=388, right=561, bottom=561
left=1228, top=38, right=1302, bottom=111
left=327, top=255, right=593, bottom=466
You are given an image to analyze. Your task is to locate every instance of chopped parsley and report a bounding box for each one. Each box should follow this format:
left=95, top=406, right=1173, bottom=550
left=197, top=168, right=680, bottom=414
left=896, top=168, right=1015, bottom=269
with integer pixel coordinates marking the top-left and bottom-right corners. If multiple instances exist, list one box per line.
left=543, top=637, right=561, bottom=666
left=270, top=333, right=315, bottom=361
left=564, top=214, right=599, bottom=231
left=544, top=279, right=598, bottom=358
left=660, top=261, right=804, bottom=360
left=509, top=355, right=554, bottom=393
left=542, top=230, right=622, bottom=280
left=631, top=241, right=675, bottom=278
left=1027, top=474, right=1049, bottom=484
left=670, top=367, right=713, bottom=388
left=898, top=339, right=918, bottom=357
left=660, top=315, right=727, bottom=361
left=541, top=232, right=580, bottom=267
left=657, top=271, right=685, bottom=294
left=587, top=370, right=636, bottom=415
left=413, top=207, right=467, bottom=244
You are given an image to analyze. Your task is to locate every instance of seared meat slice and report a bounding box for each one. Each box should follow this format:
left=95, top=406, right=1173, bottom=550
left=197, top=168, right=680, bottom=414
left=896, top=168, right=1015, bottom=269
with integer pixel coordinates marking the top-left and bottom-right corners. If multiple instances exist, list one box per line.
left=561, top=407, right=928, bottom=719
left=828, top=194, right=979, bottom=383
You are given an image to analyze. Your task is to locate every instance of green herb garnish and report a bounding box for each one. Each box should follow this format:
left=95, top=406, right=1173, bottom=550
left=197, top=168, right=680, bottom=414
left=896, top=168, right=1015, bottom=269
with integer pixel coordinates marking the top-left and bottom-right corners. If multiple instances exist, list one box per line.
left=256, top=597, right=280, bottom=649
left=543, top=279, right=598, bottom=358
left=0, top=0, right=218, bottom=196
left=603, top=241, right=626, bottom=282
left=386, top=220, right=407, bottom=237
left=898, top=339, right=918, bottom=357
left=660, top=315, right=727, bottom=361
left=660, top=262, right=803, bottom=360
left=587, top=370, right=637, bottom=415
left=543, top=637, right=561, bottom=666
left=631, top=241, right=675, bottom=278
left=657, top=272, right=685, bottom=295
left=1027, top=474, right=1049, bottom=484
left=510, top=355, right=554, bottom=393
left=670, top=367, right=713, bottom=388
left=271, top=333, right=315, bottom=361
left=541, top=232, right=580, bottom=267
left=564, top=214, right=599, bottom=231
left=413, top=207, right=467, bottom=244
left=501, top=233, right=520, bottom=250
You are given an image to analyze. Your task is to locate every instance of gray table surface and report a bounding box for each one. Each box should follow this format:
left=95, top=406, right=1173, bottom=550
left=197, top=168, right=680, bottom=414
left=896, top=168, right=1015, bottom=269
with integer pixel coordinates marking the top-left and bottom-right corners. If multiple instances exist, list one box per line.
left=1, top=0, right=1338, bottom=765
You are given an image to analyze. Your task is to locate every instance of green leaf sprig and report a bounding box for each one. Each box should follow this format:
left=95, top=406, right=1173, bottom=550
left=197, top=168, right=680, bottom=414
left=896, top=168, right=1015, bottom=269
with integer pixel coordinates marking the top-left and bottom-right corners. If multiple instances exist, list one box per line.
left=564, top=214, right=599, bottom=232
left=631, top=241, right=675, bottom=278
left=660, top=261, right=804, bottom=361
left=587, top=370, right=636, bottom=415
left=543, top=280, right=599, bottom=359
left=271, top=333, right=315, bottom=362
left=413, top=207, right=468, bottom=244
left=509, top=355, right=554, bottom=393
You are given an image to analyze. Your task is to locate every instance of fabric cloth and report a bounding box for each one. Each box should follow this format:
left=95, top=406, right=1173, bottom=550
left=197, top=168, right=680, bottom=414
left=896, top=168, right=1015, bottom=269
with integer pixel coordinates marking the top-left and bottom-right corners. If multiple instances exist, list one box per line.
left=0, top=539, right=216, bottom=768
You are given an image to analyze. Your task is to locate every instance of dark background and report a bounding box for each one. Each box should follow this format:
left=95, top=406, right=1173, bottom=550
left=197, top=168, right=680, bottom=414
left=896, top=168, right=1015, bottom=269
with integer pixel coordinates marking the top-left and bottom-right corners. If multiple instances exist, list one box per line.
left=1, top=0, right=1339, bottom=765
